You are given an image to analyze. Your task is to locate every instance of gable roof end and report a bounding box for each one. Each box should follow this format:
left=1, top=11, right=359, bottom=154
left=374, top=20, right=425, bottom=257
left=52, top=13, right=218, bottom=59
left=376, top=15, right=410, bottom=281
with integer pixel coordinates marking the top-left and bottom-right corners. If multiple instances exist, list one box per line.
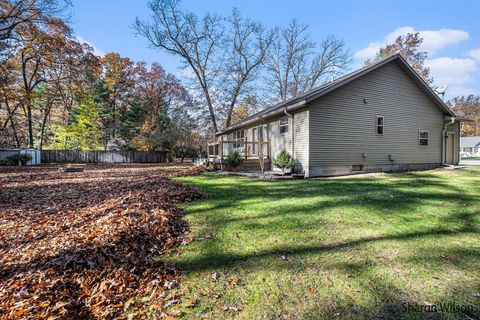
left=216, top=54, right=456, bottom=136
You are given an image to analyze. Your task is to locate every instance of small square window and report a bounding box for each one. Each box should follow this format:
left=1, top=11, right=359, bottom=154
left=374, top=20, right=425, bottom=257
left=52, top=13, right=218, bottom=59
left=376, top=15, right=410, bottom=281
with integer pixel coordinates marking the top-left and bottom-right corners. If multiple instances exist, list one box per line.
left=419, top=130, right=429, bottom=146
left=279, top=117, right=289, bottom=133
left=376, top=116, right=384, bottom=135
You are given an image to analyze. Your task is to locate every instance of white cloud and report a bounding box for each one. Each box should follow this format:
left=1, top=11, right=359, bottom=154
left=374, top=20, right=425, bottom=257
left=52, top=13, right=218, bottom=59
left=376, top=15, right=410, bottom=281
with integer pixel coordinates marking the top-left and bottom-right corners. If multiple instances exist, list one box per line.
left=76, top=36, right=106, bottom=57
left=467, top=49, right=480, bottom=61
left=445, top=85, right=478, bottom=99
left=426, top=57, right=477, bottom=85
left=354, top=26, right=469, bottom=59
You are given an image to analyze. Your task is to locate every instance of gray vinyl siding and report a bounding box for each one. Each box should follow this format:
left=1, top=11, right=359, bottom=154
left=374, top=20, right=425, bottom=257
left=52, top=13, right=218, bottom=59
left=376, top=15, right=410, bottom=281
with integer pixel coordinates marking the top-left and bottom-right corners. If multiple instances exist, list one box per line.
left=269, top=116, right=292, bottom=162
left=309, top=61, right=444, bottom=167
left=293, top=109, right=309, bottom=173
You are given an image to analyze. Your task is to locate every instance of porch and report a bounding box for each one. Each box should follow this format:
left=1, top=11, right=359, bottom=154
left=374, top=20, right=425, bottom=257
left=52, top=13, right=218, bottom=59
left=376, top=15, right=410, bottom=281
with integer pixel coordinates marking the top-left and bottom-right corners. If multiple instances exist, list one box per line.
left=207, top=139, right=270, bottom=160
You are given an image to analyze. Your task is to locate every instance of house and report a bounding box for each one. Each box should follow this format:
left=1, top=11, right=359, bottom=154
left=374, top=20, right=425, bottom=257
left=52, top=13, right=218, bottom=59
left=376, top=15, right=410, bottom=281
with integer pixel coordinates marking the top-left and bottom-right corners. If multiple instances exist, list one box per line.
left=460, top=136, right=480, bottom=158
left=208, top=54, right=464, bottom=177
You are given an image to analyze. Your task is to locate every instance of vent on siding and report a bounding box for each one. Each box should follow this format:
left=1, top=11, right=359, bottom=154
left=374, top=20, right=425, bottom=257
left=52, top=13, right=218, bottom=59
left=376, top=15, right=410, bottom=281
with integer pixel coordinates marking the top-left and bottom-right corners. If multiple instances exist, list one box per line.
left=352, top=164, right=364, bottom=172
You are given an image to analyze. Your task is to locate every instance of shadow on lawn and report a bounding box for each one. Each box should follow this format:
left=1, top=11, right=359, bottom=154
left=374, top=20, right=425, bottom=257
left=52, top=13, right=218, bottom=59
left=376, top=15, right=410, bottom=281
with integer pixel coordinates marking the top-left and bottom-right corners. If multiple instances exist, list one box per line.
left=174, top=170, right=480, bottom=319
left=175, top=224, right=478, bottom=272
left=182, top=171, right=474, bottom=227
left=176, top=170, right=480, bottom=271
left=300, top=265, right=479, bottom=320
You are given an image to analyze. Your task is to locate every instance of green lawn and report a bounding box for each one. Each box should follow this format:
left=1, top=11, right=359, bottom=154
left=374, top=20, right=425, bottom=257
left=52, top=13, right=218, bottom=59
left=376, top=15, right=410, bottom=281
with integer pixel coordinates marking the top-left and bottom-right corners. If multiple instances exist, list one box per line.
left=170, top=168, right=480, bottom=319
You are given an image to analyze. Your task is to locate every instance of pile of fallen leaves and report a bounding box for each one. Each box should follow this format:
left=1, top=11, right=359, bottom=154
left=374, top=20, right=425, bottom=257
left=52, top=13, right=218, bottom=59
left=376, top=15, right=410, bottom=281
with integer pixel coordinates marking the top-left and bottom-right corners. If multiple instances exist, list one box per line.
left=0, top=164, right=206, bottom=319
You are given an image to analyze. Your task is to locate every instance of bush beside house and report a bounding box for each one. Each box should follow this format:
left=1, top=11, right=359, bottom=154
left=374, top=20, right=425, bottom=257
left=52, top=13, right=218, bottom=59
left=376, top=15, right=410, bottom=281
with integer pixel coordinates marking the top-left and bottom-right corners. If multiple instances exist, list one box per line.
left=273, top=150, right=296, bottom=175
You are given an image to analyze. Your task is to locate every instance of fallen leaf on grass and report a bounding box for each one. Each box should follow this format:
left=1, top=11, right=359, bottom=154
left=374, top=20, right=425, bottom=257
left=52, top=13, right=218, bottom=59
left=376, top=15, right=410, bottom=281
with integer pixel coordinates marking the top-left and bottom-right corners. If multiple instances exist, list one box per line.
left=210, top=272, right=219, bottom=281
left=167, top=310, right=183, bottom=317
left=184, top=299, right=198, bottom=308
left=227, top=278, right=241, bottom=288
left=219, top=306, right=240, bottom=312
left=204, top=233, right=216, bottom=239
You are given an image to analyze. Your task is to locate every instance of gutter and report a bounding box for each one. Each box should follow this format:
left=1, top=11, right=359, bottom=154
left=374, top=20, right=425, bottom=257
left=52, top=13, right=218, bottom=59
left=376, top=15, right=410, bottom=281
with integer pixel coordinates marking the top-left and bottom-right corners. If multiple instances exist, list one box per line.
left=283, top=107, right=295, bottom=158
left=216, top=99, right=306, bottom=136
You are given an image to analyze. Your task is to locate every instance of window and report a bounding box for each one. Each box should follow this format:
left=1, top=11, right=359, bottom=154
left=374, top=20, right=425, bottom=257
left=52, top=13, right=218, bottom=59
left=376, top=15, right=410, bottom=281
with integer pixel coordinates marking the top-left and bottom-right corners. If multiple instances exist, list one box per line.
left=376, top=116, right=384, bottom=135
left=279, top=117, right=289, bottom=133
left=419, top=130, right=429, bottom=146
left=252, top=128, right=258, bottom=154
left=233, top=130, right=244, bottom=149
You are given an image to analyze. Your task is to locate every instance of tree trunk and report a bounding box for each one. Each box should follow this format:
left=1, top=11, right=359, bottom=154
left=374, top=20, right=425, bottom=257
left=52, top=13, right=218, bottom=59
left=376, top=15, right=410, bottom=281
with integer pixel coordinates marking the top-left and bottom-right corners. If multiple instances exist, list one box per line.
left=225, top=86, right=241, bottom=128
left=204, top=91, right=218, bottom=132
left=39, top=103, right=51, bottom=150
left=180, top=151, right=185, bottom=163
left=9, top=117, right=21, bottom=148
left=26, top=98, right=34, bottom=148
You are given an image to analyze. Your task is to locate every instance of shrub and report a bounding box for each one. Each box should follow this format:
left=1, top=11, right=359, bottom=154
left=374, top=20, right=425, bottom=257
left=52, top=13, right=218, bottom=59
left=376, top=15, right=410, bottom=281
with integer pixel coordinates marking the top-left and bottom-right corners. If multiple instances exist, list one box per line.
left=6, top=154, right=32, bottom=166
left=273, top=150, right=296, bottom=174
left=226, top=151, right=243, bottom=168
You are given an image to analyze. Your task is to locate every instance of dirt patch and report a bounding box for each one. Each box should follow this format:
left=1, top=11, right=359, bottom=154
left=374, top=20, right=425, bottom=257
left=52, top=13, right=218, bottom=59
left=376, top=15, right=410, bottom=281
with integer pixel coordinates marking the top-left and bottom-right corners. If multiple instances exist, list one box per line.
left=0, top=164, right=206, bottom=319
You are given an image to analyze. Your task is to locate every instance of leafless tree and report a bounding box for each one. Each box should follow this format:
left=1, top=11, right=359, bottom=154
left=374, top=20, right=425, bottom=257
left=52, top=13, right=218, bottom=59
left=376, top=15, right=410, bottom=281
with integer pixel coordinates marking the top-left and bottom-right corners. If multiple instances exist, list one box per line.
left=0, top=0, right=70, bottom=41
left=134, top=0, right=223, bottom=132
left=221, top=8, right=275, bottom=127
left=265, top=20, right=351, bottom=102
left=134, top=0, right=273, bottom=132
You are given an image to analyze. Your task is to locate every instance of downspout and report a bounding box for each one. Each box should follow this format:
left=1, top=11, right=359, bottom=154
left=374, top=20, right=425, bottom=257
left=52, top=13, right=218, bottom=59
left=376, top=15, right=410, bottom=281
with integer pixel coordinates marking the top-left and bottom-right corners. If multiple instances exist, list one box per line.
left=441, top=117, right=455, bottom=165
left=284, top=107, right=295, bottom=167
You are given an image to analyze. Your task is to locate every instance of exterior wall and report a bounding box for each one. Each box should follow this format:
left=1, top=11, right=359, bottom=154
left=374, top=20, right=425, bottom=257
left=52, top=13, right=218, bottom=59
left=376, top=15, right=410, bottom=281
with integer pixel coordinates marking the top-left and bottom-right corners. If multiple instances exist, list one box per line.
left=218, top=113, right=305, bottom=172
left=269, top=116, right=292, bottom=162
left=308, top=61, right=445, bottom=176
left=309, top=163, right=440, bottom=177
left=293, top=108, right=309, bottom=174
left=462, top=147, right=480, bottom=157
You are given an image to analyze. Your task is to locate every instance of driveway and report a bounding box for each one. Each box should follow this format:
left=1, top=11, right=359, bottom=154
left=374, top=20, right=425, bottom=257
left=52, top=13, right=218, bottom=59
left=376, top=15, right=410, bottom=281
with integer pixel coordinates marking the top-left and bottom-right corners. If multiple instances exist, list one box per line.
left=460, top=159, right=480, bottom=166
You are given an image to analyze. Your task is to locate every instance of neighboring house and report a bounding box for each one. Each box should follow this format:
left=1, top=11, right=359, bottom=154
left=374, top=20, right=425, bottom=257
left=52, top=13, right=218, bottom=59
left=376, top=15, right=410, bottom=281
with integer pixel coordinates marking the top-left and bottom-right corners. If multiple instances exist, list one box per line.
left=460, top=136, right=480, bottom=157
left=209, top=54, right=464, bottom=177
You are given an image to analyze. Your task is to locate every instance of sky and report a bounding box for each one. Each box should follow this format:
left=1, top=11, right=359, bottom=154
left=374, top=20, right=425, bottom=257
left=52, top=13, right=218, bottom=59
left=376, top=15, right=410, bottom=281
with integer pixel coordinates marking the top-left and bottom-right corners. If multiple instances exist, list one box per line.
left=69, top=0, right=480, bottom=100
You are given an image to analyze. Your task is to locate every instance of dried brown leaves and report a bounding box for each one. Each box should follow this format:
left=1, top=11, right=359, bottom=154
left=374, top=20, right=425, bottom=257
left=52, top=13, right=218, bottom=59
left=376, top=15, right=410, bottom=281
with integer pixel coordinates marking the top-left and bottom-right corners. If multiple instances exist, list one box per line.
left=0, top=164, right=206, bottom=319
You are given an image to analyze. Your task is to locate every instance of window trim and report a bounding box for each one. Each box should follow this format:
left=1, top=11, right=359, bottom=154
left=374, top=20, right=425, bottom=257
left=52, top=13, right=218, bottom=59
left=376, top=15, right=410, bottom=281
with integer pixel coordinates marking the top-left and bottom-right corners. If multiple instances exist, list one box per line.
left=376, top=116, right=384, bottom=135
left=279, top=116, right=289, bottom=134
left=252, top=127, right=258, bottom=154
left=233, top=130, right=245, bottom=149
left=419, top=130, right=429, bottom=146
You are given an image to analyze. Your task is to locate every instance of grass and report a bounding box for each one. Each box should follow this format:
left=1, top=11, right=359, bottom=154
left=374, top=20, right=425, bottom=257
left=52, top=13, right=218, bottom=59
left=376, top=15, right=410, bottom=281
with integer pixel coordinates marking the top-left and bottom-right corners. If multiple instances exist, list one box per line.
left=170, top=168, right=480, bottom=319
left=462, top=157, right=480, bottom=160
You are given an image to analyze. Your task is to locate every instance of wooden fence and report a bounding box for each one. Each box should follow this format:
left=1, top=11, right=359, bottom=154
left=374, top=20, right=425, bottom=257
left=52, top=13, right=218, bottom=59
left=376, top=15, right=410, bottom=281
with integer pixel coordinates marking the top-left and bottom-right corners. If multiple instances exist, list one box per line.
left=0, top=149, right=41, bottom=165
left=41, top=150, right=166, bottom=163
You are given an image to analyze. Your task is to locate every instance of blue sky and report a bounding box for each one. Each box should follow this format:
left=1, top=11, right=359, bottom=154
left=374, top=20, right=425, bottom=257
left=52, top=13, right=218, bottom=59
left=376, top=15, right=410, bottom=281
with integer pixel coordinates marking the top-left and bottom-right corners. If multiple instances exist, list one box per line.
left=70, top=0, right=480, bottom=99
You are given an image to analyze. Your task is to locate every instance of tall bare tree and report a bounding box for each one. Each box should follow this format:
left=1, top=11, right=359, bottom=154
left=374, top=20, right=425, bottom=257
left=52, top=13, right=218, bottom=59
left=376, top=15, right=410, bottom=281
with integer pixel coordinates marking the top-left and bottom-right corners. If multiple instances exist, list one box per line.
left=134, top=0, right=273, bottom=132
left=221, top=8, right=274, bottom=127
left=0, top=0, right=70, bottom=46
left=265, top=20, right=351, bottom=102
left=134, top=0, right=223, bottom=132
